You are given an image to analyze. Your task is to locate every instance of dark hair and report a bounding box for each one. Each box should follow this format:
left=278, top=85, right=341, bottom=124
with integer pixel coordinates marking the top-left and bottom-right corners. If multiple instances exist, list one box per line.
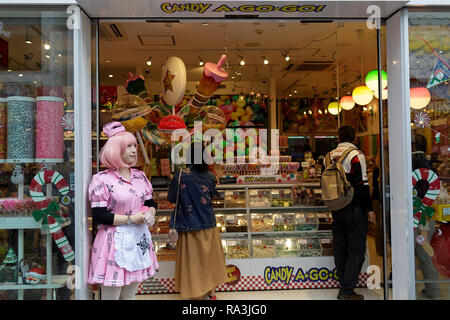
left=188, top=142, right=209, bottom=173
left=412, top=133, right=427, bottom=153
left=338, top=125, right=356, bottom=143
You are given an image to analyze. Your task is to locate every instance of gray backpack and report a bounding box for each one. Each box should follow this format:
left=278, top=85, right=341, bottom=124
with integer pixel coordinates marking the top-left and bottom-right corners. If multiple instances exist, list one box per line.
left=320, top=148, right=356, bottom=211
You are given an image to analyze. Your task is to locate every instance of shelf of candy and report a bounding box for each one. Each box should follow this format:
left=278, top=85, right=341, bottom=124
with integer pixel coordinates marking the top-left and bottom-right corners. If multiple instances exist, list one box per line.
left=275, top=238, right=299, bottom=257
left=295, top=213, right=318, bottom=231
left=248, top=189, right=271, bottom=208
left=149, top=216, right=170, bottom=234
left=216, top=214, right=226, bottom=233
left=225, top=214, right=248, bottom=232
left=0, top=198, right=40, bottom=217
left=271, top=189, right=293, bottom=207
left=250, top=214, right=273, bottom=232
left=154, top=191, right=175, bottom=210
left=212, top=191, right=225, bottom=209
left=252, top=239, right=275, bottom=258
left=317, top=212, right=333, bottom=230
left=224, top=190, right=246, bottom=208
left=298, top=237, right=322, bottom=257
left=225, top=239, right=250, bottom=259
left=293, top=185, right=316, bottom=206
left=273, top=213, right=295, bottom=231
left=154, top=242, right=176, bottom=261
left=320, top=236, right=334, bottom=256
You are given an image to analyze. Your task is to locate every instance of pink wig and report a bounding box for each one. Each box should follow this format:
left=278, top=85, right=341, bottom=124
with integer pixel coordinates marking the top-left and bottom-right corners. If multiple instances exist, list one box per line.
left=100, top=131, right=138, bottom=169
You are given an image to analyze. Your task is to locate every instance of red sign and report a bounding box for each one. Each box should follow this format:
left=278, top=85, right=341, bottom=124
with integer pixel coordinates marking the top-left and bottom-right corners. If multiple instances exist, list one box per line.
left=225, top=264, right=241, bottom=286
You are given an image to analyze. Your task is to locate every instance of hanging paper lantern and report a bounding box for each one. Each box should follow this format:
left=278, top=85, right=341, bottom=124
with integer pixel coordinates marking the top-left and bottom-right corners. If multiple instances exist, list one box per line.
left=373, top=88, right=388, bottom=100
left=339, top=96, right=355, bottom=110
left=410, top=87, right=431, bottom=110
left=327, top=102, right=341, bottom=115
left=352, top=85, right=374, bottom=105
left=365, top=70, right=388, bottom=91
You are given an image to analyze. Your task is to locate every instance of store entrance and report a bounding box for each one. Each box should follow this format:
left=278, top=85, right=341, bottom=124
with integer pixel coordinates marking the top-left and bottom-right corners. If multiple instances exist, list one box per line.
left=94, top=19, right=389, bottom=299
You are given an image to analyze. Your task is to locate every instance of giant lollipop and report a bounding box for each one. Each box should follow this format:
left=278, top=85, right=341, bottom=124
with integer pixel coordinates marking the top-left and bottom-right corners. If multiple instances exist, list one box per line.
left=158, top=57, right=187, bottom=142
left=190, top=55, right=228, bottom=115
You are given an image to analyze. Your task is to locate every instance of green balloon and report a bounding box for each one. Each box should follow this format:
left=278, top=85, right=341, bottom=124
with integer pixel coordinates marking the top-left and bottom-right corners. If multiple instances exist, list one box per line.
left=232, top=95, right=239, bottom=101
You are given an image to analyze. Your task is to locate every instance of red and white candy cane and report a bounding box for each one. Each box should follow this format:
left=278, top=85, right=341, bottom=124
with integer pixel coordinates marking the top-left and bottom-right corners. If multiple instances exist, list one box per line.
left=47, top=215, right=75, bottom=262
left=29, top=169, right=69, bottom=210
left=412, top=168, right=440, bottom=207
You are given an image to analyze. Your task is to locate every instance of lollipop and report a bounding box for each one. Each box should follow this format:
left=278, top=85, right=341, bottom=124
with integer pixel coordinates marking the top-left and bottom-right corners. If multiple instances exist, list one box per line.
left=158, top=115, right=187, bottom=142
left=161, top=57, right=187, bottom=107
left=413, top=111, right=431, bottom=128
left=202, top=105, right=227, bottom=131
left=190, top=55, right=228, bottom=115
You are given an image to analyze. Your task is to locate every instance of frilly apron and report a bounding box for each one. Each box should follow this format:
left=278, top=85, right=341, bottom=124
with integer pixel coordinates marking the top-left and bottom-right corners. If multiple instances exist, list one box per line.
left=114, top=224, right=152, bottom=272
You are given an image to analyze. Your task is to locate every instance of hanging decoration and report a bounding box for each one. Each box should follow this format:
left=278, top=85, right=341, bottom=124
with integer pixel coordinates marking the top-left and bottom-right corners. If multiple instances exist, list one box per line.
left=413, top=111, right=431, bottom=128
left=339, top=96, right=355, bottom=110
left=352, top=85, right=374, bottom=105
left=161, top=56, right=187, bottom=107
left=60, top=112, right=74, bottom=131
left=373, top=88, right=388, bottom=100
left=327, top=102, right=341, bottom=115
left=365, top=69, right=388, bottom=91
left=415, top=36, right=450, bottom=89
left=411, top=167, right=440, bottom=229
left=410, top=87, right=431, bottom=110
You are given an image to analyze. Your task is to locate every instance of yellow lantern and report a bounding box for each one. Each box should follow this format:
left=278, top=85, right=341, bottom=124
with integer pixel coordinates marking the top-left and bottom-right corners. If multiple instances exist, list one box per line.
left=410, top=87, right=431, bottom=109
left=340, top=96, right=355, bottom=110
left=327, top=102, right=342, bottom=115
left=352, top=85, right=374, bottom=105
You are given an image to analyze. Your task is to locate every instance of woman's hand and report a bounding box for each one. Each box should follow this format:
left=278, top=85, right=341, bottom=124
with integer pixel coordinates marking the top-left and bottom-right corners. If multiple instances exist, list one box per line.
left=143, top=207, right=156, bottom=226
left=131, top=211, right=146, bottom=224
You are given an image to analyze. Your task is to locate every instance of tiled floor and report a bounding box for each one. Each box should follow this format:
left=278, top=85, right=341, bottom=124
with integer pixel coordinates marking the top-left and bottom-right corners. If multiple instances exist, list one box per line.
left=135, top=288, right=384, bottom=300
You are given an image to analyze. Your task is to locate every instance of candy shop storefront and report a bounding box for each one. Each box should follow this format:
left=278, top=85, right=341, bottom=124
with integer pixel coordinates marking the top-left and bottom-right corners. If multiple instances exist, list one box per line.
left=0, top=0, right=448, bottom=301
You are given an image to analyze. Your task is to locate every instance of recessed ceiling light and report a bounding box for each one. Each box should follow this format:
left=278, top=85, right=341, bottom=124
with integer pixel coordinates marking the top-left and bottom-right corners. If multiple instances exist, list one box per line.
left=294, top=90, right=297, bottom=93
left=202, top=22, right=209, bottom=26
left=7, top=69, right=12, bottom=72
left=18, top=73, right=23, bottom=77
left=146, top=56, right=152, bottom=66
left=104, top=59, right=111, bottom=63
left=108, top=74, right=113, bottom=78
left=43, top=43, right=51, bottom=50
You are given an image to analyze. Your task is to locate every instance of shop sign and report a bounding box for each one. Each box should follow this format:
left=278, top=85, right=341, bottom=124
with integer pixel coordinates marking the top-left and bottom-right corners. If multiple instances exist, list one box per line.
left=264, top=265, right=338, bottom=285
left=160, top=2, right=327, bottom=15
left=226, top=264, right=241, bottom=285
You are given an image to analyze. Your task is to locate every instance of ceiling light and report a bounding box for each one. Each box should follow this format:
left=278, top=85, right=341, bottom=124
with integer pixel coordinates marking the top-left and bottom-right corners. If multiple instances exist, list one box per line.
left=202, top=22, right=209, bottom=26
left=45, top=54, right=50, bottom=59
left=104, top=59, right=111, bottom=63
left=108, top=74, right=113, bottom=78
left=282, top=50, right=290, bottom=62
left=263, top=56, right=269, bottom=65
left=43, top=43, right=51, bottom=50
left=146, top=56, right=152, bottom=66
left=57, top=53, right=62, bottom=57
left=25, top=26, right=32, bottom=44
left=33, top=81, right=38, bottom=84
left=294, top=90, right=297, bottom=94
left=239, top=56, right=245, bottom=66
left=198, top=56, right=204, bottom=66
left=7, top=69, right=12, bottom=72
left=18, top=73, right=23, bottom=77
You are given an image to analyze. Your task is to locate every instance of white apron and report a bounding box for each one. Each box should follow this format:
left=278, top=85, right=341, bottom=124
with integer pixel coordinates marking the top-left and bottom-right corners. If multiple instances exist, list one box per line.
left=114, top=223, right=152, bottom=272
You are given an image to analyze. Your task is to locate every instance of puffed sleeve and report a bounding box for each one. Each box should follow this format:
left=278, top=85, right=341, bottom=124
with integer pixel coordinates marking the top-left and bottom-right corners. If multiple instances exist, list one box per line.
left=88, top=173, right=110, bottom=208
left=143, top=173, right=153, bottom=201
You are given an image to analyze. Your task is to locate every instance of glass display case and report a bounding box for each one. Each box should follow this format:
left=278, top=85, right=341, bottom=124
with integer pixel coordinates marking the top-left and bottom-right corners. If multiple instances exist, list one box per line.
left=216, top=214, right=226, bottom=233
left=273, top=213, right=295, bottom=231
left=225, top=213, right=248, bottom=232
left=154, top=241, right=176, bottom=261
left=224, top=190, right=246, bottom=208
left=251, top=213, right=273, bottom=232
left=298, top=237, right=322, bottom=257
left=317, top=212, right=333, bottom=230
left=271, top=189, right=293, bottom=207
left=295, top=213, right=318, bottom=231
left=320, top=236, right=334, bottom=256
left=252, top=239, right=275, bottom=258
left=248, top=189, right=271, bottom=208
left=225, top=239, right=250, bottom=259
left=275, top=237, right=299, bottom=257
left=212, top=191, right=225, bottom=208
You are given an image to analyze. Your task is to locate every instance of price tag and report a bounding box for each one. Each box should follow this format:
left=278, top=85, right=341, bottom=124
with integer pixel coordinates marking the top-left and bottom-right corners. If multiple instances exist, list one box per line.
left=320, top=238, right=331, bottom=244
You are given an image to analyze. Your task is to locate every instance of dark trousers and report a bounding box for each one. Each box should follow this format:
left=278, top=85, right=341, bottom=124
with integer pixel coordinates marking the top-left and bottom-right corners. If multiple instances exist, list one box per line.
left=332, top=203, right=368, bottom=294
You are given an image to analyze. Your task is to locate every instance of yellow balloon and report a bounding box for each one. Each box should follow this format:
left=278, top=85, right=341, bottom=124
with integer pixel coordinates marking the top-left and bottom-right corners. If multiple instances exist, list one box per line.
left=236, top=98, right=246, bottom=108
left=230, top=112, right=239, bottom=121
left=236, top=107, right=245, bottom=117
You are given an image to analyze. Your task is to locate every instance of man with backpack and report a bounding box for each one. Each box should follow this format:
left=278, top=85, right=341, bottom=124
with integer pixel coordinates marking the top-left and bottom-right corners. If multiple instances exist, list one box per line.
left=321, top=125, right=376, bottom=300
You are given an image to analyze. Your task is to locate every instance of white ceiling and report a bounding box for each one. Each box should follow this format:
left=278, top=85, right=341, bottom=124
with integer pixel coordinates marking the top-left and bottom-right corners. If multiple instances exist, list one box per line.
left=99, top=20, right=385, bottom=98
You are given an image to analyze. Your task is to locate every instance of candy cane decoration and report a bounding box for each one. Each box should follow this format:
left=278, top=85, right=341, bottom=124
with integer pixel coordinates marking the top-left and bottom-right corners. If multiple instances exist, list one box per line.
left=413, top=111, right=431, bottom=128
left=48, top=215, right=75, bottom=262
left=412, top=168, right=440, bottom=206
left=30, top=169, right=69, bottom=210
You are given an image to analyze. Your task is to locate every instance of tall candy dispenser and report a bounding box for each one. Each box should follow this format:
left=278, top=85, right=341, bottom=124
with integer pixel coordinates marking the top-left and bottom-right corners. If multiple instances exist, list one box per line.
left=35, top=96, right=64, bottom=163
left=0, top=97, right=7, bottom=163
left=6, top=96, right=36, bottom=163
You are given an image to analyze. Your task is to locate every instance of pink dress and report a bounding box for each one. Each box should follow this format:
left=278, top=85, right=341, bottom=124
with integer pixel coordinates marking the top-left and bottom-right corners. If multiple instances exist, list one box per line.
left=87, top=168, right=159, bottom=286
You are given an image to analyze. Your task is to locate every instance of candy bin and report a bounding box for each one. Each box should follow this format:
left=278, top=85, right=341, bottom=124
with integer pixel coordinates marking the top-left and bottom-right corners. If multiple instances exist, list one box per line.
left=216, top=214, right=226, bottom=233
left=320, top=236, right=334, bottom=256
left=154, top=241, right=176, bottom=261
left=273, top=213, right=295, bottom=231
left=298, top=238, right=322, bottom=257
left=252, top=239, right=275, bottom=258
left=155, top=216, right=170, bottom=234
left=271, top=189, right=293, bottom=207
left=317, top=212, right=333, bottom=230
left=275, top=238, right=299, bottom=257
left=250, top=213, right=273, bottom=232
left=226, top=239, right=249, bottom=259
left=248, top=189, right=271, bottom=208
left=6, top=96, right=35, bottom=163
left=224, top=190, right=246, bottom=208
left=295, top=213, right=318, bottom=231
left=212, top=191, right=224, bottom=208
left=225, top=214, right=248, bottom=232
